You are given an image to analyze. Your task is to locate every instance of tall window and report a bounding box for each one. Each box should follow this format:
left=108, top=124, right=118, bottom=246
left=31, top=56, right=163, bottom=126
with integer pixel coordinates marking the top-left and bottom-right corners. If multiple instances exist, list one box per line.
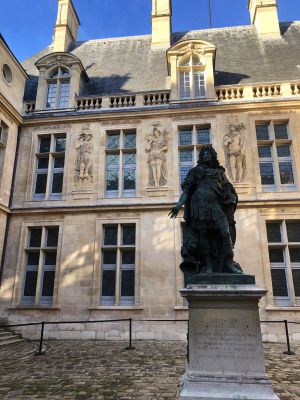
left=267, top=221, right=300, bottom=306
left=0, top=120, right=8, bottom=145
left=34, top=134, right=66, bottom=200
left=178, top=54, right=205, bottom=99
left=178, top=125, right=211, bottom=183
left=105, top=129, right=136, bottom=197
left=256, top=122, right=295, bottom=191
left=22, top=226, right=59, bottom=305
left=101, top=224, right=136, bottom=305
left=46, top=67, right=70, bottom=109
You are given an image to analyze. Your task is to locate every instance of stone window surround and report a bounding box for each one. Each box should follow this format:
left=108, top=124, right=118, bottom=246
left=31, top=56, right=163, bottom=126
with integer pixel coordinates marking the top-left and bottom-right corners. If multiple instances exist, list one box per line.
left=172, top=118, right=217, bottom=196
left=26, top=128, right=70, bottom=203
left=167, top=39, right=216, bottom=101
left=34, top=52, right=87, bottom=111
left=260, top=214, right=300, bottom=309
left=11, top=220, right=63, bottom=308
left=0, top=119, right=8, bottom=148
left=255, top=120, right=296, bottom=192
left=90, top=217, right=141, bottom=309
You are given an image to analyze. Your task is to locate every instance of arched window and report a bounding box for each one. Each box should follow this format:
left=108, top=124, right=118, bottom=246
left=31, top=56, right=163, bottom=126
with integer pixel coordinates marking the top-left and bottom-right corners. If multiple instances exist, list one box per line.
left=178, top=54, right=205, bottom=100
left=46, top=67, right=70, bottom=109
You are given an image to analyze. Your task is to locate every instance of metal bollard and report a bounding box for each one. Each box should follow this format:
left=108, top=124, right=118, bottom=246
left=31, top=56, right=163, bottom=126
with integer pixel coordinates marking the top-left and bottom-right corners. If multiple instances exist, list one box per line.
left=35, top=321, right=46, bottom=356
left=125, top=318, right=135, bottom=350
left=283, top=320, right=295, bottom=355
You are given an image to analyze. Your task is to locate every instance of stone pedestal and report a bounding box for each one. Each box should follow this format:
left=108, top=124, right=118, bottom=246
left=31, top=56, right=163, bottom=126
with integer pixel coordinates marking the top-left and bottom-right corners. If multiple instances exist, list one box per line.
left=179, top=275, right=279, bottom=400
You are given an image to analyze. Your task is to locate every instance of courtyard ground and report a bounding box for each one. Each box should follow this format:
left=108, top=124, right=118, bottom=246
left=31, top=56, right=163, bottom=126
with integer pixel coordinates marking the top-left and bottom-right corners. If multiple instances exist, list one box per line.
left=0, top=340, right=299, bottom=399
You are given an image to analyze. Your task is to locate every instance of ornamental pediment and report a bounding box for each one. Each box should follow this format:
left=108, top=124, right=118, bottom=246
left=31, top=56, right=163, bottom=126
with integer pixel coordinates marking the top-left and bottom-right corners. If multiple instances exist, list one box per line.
left=168, top=39, right=216, bottom=58
left=35, top=52, right=83, bottom=70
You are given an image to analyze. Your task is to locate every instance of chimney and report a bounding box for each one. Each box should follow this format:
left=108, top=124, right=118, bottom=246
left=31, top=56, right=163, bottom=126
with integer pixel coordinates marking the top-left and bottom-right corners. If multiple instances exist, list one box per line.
left=53, top=0, right=80, bottom=52
left=152, top=0, right=172, bottom=47
left=248, top=0, right=281, bottom=38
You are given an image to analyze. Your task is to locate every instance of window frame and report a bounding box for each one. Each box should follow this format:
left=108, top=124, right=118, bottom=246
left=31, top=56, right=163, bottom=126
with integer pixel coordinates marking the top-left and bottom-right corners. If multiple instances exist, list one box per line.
left=45, top=66, right=71, bottom=109
left=100, top=223, right=137, bottom=306
left=256, top=121, right=296, bottom=192
left=178, top=124, right=211, bottom=185
left=33, top=134, right=66, bottom=201
left=105, top=129, right=137, bottom=198
left=266, top=220, right=300, bottom=307
left=178, top=54, right=206, bottom=100
left=20, top=225, right=61, bottom=306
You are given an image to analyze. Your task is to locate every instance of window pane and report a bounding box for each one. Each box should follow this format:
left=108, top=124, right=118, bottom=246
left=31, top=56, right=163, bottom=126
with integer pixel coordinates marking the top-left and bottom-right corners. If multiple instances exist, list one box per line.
left=102, top=270, right=116, bottom=297
left=106, top=153, right=120, bottom=167
left=124, top=132, right=136, bottom=148
left=271, top=269, right=288, bottom=297
left=107, top=133, right=120, bottom=149
left=269, top=248, right=284, bottom=263
left=122, top=251, right=135, bottom=265
left=123, top=169, right=136, bottom=191
left=46, top=84, right=57, bottom=109
left=44, top=251, right=57, bottom=266
left=123, top=153, right=136, bottom=166
left=42, top=270, right=55, bottom=297
left=55, top=137, right=66, bottom=152
left=292, top=269, right=300, bottom=297
left=260, top=163, right=274, bottom=185
left=37, top=157, right=49, bottom=169
left=35, top=173, right=47, bottom=194
left=258, top=146, right=272, bottom=159
left=54, top=156, right=65, bottom=169
left=121, top=270, right=135, bottom=297
left=27, top=252, right=40, bottom=266
left=179, top=128, right=192, bottom=145
left=49, top=69, right=59, bottom=79
left=51, top=172, right=63, bottom=193
left=277, top=145, right=290, bottom=158
left=103, top=251, right=117, bottom=265
left=180, top=150, right=193, bottom=163
left=197, top=128, right=210, bottom=144
left=279, top=162, right=294, bottom=184
left=122, top=225, right=135, bottom=245
left=39, top=137, right=51, bottom=153
left=46, top=227, right=59, bottom=247
left=274, top=124, right=288, bottom=140
left=194, top=71, right=205, bottom=98
left=266, top=223, right=282, bottom=243
left=58, top=82, right=70, bottom=108
left=289, top=248, right=300, bottom=263
left=29, top=228, right=42, bottom=247
left=180, top=166, right=192, bottom=184
left=104, top=226, right=118, bottom=246
left=23, top=271, right=38, bottom=297
left=256, top=125, right=269, bottom=141
left=286, top=222, right=300, bottom=242
left=106, top=170, right=119, bottom=191
left=179, top=71, right=191, bottom=99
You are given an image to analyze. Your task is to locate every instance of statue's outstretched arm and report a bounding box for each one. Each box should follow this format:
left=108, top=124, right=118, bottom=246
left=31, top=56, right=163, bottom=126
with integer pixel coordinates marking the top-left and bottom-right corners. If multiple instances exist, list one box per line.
left=168, top=190, right=188, bottom=219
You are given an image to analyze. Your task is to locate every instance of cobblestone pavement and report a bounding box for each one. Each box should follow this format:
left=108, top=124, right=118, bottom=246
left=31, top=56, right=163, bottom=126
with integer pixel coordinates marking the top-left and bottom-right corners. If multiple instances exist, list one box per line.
left=0, top=341, right=299, bottom=399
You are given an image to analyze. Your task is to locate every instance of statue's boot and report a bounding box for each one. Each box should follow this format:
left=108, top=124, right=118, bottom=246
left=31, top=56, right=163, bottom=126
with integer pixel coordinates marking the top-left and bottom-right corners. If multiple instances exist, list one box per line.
left=202, top=257, right=214, bottom=274
left=225, top=259, right=243, bottom=274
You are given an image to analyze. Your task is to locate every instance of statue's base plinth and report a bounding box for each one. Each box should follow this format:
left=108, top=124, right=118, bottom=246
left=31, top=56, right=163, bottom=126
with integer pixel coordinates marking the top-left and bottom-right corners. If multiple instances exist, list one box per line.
left=179, top=278, right=279, bottom=400
left=185, top=273, right=255, bottom=286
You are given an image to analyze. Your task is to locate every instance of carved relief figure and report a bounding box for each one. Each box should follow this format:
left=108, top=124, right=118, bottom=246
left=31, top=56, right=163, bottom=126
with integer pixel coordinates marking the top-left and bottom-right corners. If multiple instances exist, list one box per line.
left=146, top=124, right=168, bottom=187
left=74, top=129, right=93, bottom=189
left=223, top=120, right=247, bottom=183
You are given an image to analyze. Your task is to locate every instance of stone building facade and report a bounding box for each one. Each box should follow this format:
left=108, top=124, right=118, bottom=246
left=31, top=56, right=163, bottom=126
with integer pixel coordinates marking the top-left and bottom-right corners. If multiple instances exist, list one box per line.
left=1, top=0, right=300, bottom=342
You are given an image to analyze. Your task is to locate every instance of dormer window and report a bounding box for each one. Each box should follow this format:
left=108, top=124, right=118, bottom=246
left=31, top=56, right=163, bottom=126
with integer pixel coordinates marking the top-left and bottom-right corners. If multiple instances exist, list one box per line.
left=46, top=67, right=70, bottom=109
left=167, top=40, right=216, bottom=101
left=179, top=54, right=205, bottom=100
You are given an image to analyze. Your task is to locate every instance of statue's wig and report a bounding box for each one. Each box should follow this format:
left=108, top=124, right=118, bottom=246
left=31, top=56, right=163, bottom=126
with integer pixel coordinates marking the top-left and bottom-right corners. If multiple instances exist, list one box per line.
left=197, top=145, right=221, bottom=169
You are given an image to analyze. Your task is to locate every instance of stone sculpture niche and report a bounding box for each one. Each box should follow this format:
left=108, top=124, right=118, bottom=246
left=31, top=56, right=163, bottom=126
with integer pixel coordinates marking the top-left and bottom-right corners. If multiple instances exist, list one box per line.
left=74, top=129, right=93, bottom=190
left=145, top=123, right=168, bottom=187
left=223, top=118, right=247, bottom=183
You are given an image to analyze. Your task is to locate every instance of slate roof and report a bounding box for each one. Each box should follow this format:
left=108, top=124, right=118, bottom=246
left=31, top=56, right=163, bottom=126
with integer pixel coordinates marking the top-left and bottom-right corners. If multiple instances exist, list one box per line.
left=22, top=22, right=300, bottom=101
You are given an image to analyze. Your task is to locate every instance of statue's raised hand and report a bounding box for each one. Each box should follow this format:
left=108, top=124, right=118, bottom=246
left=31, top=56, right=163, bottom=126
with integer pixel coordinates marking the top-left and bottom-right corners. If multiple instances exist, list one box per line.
left=168, top=205, right=180, bottom=219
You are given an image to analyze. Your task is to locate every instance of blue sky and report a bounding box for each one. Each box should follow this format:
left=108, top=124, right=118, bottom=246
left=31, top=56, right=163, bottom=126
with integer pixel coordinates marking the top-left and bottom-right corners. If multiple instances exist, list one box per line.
left=1, top=0, right=299, bottom=62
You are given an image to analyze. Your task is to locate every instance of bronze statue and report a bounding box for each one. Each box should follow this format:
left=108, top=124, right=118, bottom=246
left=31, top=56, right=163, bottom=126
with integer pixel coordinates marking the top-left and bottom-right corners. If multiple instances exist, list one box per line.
left=169, top=145, right=242, bottom=275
